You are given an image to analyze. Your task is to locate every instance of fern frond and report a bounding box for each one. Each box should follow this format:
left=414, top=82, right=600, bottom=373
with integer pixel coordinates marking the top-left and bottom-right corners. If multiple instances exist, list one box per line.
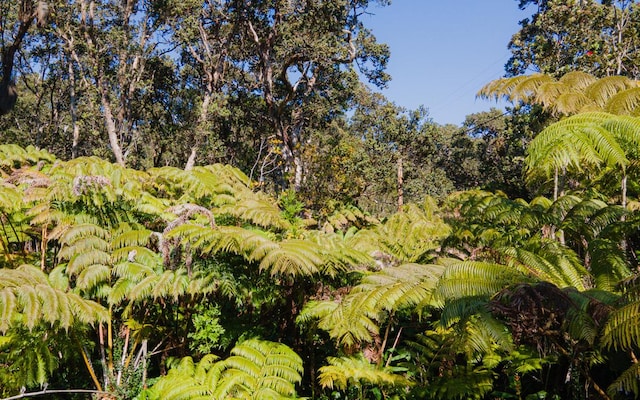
left=0, top=144, right=55, bottom=170
left=0, top=265, right=107, bottom=331
left=607, top=362, right=640, bottom=398
left=218, top=196, right=290, bottom=230
left=436, top=261, right=529, bottom=300
left=559, top=71, right=598, bottom=90
left=601, top=300, right=640, bottom=351
left=251, top=239, right=324, bottom=277
left=589, top=238, right=631, bottom=290
left=585, top=76, right=635, bottom=107
left=606, top=87, right=640, bottom=115
left=318, top=353, right=411, bottom=390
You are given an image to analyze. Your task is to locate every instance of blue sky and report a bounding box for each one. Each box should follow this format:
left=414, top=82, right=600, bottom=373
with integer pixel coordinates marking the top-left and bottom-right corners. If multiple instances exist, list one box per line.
left=363, top=1, right=534, bottom=126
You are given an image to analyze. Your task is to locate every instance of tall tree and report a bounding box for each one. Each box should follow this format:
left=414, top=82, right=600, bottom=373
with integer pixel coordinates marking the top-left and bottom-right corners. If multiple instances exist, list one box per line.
left=53, top=0, right=171, bottom=166
left=235, top=0, right=390, bottom=190
left=0, top=0, right=50, bottom=115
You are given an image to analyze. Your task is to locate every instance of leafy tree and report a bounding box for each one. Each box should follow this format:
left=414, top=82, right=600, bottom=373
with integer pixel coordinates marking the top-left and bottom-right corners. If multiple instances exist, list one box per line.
left=508, top=0, right=640, bottom=78
left=349, top=89, right=454, bottom=215
left=233, top=0, right=390, bottom=190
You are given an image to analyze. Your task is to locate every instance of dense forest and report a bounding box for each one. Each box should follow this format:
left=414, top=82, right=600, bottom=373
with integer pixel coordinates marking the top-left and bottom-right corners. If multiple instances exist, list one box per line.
left=2, top=0, right=640, bottom=399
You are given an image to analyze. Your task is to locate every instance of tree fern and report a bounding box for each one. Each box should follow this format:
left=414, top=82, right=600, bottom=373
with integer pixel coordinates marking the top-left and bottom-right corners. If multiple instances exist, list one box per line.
left=606, top=87, right=640, bottom=116
left=607, top=362, right=640, bottom=398
left=142, top=339, right=303, bottom=400
left=0, top=264, right=107, bottom=332
left=0, top=144, right=55, bottom=172
left=298, top=263, right=445, bottom=348
left=500, top=243, right=588, bottom=290
left=318, top=353, right=410, bottom=391
left=351, top=202, right=450, bottom=264
left=479, top=72, right=640, bottom=116
left=435, top=260, right=531, bottom=301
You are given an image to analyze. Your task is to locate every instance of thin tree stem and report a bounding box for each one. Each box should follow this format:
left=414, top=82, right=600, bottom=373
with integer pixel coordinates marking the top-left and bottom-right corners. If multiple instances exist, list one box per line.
left=1, top=389, right=115, bottom=400
left=75, top=334, right=103, bottom=391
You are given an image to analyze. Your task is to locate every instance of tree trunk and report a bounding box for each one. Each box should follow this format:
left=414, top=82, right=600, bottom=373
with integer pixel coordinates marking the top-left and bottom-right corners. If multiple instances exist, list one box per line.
left=397, top=156, right=404, bottom=211
left=622, top=173, right=627, bottom=210
left=185, top=91, right=212, bottom=170
left=553, top=166, right=559, bottom=201
left=100, top=85, right=126, bottom=166
left=68, top=59, right=80, bottom=158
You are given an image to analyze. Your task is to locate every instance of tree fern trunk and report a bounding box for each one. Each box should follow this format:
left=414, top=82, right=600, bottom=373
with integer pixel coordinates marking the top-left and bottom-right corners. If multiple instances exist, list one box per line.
left=553, top=166, right=559, bottom=201
left=397, top=156, right=404, bottom=211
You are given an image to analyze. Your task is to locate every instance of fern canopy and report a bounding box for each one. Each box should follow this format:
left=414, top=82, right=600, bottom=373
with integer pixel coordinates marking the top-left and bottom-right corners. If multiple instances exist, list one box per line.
left=141, top=339, right=303, bottom=400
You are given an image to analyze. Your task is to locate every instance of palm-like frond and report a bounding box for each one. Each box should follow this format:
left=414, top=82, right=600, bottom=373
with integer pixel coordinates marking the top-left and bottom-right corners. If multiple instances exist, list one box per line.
left=558, top=71, right=598, bottom=91
left=436, top=261, right=531, bottom=301
left=600, top=301, right=640, bottom=351
left=0, top=144, right=55, bottom=172
left=585, top=76, right=635, bottom=107
left=318, top=353, right=410, bottom=390
left=589, top=238, right=630, bottom=290
left=305, top=230, right=372, bottom=277
left=142, top=340, right=302, bottom=400
left=479, top=72, right=640, bottom=117
left=477, top=73, right=553, bottom=103
left=215, top=339, right=303, bottom=398
left=250, top=239, right=324, bottom=277
left=500, top=243, right=588, bottom=290
left=607, top=363, right=640, bottom=398
left=554, top=92, right=597, bottom=114
left=353, top=263, right=445, bottom=311
left=606, top=87, right=640, bottom=116
left=0, top=264, right=107, bottom=332
left=351, top=202, right=450, bottom=264
left=298, top=263, right=445, bottom=348
left=218, top=195, right=291, bottom=231
left=148, top=165, right=247, bottom=207
left=528, top=112, right=625, bottom=171
left=297, top=297, right=380, bottom=348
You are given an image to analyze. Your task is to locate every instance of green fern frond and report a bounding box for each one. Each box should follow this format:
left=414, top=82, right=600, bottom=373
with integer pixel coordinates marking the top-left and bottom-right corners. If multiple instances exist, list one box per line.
left=0, top=144, right=55, bottom=171
left=0, top=182, right=22, bottom=211
left=436, top=261, right=530, bottom=300
left=589, top=238, right=630, bottom=290
left=111, top=226, right=152, bottom=248
left=354, top=263, right=445, bottom=311
left=600, top=301, right=640, bottom=351
left=501, top=244, right=587, bottom=290
left=439, top=296, right=490, bottom=327
left=75, top=264, right=111, bottom=291
left=607, top=362, right=640, bottom=398
left=318, top=353, right=411, bottom=390
left=251, top=239, right=324, bottom=277
left=219, top=196, right=291, bottom=230
left=148, top=164, right=248, bottom=206
left=298, top=297, right=379, bottom=347
left=217, top=339, right=303, bottom=398
left=0, top=265, right=107, bottom=332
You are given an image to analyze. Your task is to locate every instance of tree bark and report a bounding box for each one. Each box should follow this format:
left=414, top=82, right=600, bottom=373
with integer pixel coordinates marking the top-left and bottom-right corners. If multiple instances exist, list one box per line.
left=397, top=156, right=404, bottom=211
left=100, top=81, right=126, bottom=166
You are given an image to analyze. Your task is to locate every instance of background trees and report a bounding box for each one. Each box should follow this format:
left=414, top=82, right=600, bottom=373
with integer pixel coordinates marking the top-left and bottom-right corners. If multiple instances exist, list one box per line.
left=507, top=0, right=640, bottom=78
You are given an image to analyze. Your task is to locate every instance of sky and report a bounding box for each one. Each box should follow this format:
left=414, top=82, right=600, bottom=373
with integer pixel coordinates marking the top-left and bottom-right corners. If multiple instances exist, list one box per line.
left=363, top=1, right=534, bottom=126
